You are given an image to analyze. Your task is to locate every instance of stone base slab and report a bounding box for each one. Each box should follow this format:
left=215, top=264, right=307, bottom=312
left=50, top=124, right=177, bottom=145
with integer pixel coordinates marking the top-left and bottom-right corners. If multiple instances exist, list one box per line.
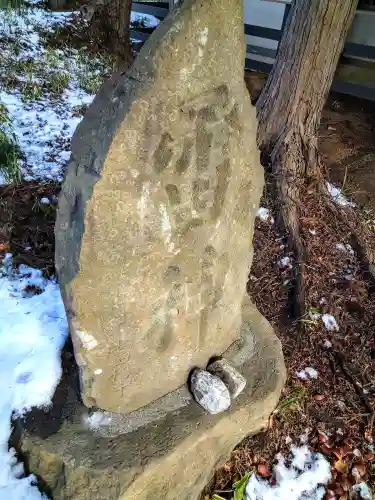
left=19, top=298, right=285, bottom=500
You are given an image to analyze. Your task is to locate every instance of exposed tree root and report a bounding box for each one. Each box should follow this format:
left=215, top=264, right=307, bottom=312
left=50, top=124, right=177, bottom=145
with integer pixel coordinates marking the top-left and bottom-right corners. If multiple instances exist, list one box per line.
left=265, top=128, right=323, bottom=320
left=270, top=143, right=306, bottom=319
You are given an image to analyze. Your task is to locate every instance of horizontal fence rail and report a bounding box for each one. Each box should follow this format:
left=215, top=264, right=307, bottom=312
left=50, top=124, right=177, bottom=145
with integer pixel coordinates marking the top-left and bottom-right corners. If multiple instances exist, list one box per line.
left=131, top=1, right=375, bottom=101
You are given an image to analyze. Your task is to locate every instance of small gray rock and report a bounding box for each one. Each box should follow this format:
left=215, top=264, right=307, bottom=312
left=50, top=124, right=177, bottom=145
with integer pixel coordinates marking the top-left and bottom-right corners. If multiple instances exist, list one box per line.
left=190, top=369, right=231, bottom=415
left=207, top=359, right=247, bottom=399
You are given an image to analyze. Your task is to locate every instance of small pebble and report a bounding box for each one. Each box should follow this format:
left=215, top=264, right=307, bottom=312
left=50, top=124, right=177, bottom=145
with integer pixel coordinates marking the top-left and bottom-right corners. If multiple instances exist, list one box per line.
left=207, top=358, right=246, bottom=399
left=190, top=369, right=231, bottom=415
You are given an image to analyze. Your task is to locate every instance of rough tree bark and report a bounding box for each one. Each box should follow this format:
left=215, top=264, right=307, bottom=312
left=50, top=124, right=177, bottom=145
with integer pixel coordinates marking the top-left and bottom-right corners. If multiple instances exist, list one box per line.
left=82, top=0, right=133, bottom=71
left=105, top=0, right=133, bottom=70
left=256, top=0, right=359, bottom=318
left=48, top=0, right=68, bottom=9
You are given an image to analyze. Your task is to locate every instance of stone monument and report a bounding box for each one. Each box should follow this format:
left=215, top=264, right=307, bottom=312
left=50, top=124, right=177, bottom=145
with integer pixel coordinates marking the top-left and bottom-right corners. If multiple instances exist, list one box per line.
left=19, top=0, right=285, bottom=498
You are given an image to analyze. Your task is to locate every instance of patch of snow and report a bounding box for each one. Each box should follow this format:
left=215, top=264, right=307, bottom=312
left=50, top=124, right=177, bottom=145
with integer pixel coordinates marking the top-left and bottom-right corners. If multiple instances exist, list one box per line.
left=305, top=367, right=318, bottom=378
left=323, top=339, right=332, bottom=348
left=335, top=243, right=346, bottom=252
left=326, top=182, right=356, bottom=207
left=278, top=256, right=293, bottom=269
left=335, top=243, right=355, bottom=255
left=296, top=370, right=308, bottom=380
left=85, top=410, right=112, bottom=431
left=322, top=314, right=339, bottom=332
left=297, top=367, right=318, bottom=380
left=310, top=312, right=321, bottom=321
left=0, top=255, right=68, bottom=497
left=256, top=207, right=274, bottom=224
left=130, top=12, right=159, bottom=29
left=299, top=429, right=310, bottom=444
left=352, top=482, right=372, bottom=500
left=0, top=88, right=92, bottom=182
left=0, top=7, right=98, bottom=183
left=130, top=12, right=160, bottom=42
left=337, top=400, right=346, bottom=411
left=246, top=446, right=331, bottom=500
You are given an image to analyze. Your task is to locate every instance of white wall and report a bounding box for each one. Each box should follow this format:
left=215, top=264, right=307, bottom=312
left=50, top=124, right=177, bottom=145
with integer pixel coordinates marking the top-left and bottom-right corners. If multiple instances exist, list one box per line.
left=244, top=0, right=285, bottom=62
left=347, top=10, right=375, bottom=49
left=243, top=0, right=285, bottom=29
left=244, top=0, right=375, bottom=65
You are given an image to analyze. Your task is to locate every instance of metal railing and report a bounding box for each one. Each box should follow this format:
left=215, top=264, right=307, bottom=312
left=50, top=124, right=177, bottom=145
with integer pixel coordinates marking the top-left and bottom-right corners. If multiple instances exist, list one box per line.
left=131, top=1, right=375, bottom=101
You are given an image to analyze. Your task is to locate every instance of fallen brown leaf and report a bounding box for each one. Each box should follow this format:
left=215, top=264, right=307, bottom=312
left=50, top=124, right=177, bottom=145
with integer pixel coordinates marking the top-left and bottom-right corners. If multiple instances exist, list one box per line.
left=334, top=457, right=349, bottom=474
left=257, top=463, right=272, bottom=478
left=314, top=394, right=326, bottom=401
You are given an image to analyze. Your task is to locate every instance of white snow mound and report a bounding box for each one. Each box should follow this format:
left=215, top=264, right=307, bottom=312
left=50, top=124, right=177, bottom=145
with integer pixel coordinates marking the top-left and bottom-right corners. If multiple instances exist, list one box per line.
left=0, top=255, right=68, bottom=498
left=246, top=446, right=331, bottom=500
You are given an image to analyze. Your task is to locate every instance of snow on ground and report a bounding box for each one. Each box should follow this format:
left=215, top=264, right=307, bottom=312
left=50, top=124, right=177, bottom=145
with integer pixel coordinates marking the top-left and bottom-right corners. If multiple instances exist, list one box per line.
left=278, top=256, right=293, bottom=269
left=335, top=243, right=354, bottom=255
left=257, top=207, right=275, bottom=224
left=322, top=314, right=339, bottom=332
left=244, top=444, right=373, bottom=500
left=246, top=446, right=331, bottom=500
left=130, top=11, right=159, bottom=29
left=0, top=6, right=99, bottom=182
left=352, top=482, right=373, bottom=500
left=296, top=367, right=319, bottom=381
left=327, top=183, right=356, bottom=208
left=0, top=4, right=159, bottom=184
left=0, top=254, right=68, bottom=497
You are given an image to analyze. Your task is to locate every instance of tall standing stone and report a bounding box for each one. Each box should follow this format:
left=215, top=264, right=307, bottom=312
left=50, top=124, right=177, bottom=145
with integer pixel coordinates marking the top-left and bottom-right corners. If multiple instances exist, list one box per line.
left=21, top=0, right=285, bottom=498
left=55, top=0, right=275, bottom=415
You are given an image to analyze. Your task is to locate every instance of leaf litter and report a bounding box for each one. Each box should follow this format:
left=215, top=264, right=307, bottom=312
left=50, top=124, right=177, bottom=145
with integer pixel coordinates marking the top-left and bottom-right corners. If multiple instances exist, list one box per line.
left=207, top=94, right=375, bottom=498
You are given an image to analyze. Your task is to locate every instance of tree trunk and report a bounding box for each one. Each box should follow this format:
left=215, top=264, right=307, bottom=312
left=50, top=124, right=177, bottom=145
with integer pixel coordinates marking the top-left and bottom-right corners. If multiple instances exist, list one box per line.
left=256, top=0, right=358, bottom=318
left=94, top=0, right=133, bottom=71
left=48, top=0, right=67, bottom=9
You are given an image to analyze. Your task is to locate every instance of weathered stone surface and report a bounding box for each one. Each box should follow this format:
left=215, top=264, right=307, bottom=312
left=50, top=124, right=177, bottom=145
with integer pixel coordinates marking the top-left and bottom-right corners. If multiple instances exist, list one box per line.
left=207, top=358, right=247, bottom=398
left=190, top=369, right=231, bottom=414
left=19, top=298, right=285, bottom=500
left=55, top=0, right=267, bottom=414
